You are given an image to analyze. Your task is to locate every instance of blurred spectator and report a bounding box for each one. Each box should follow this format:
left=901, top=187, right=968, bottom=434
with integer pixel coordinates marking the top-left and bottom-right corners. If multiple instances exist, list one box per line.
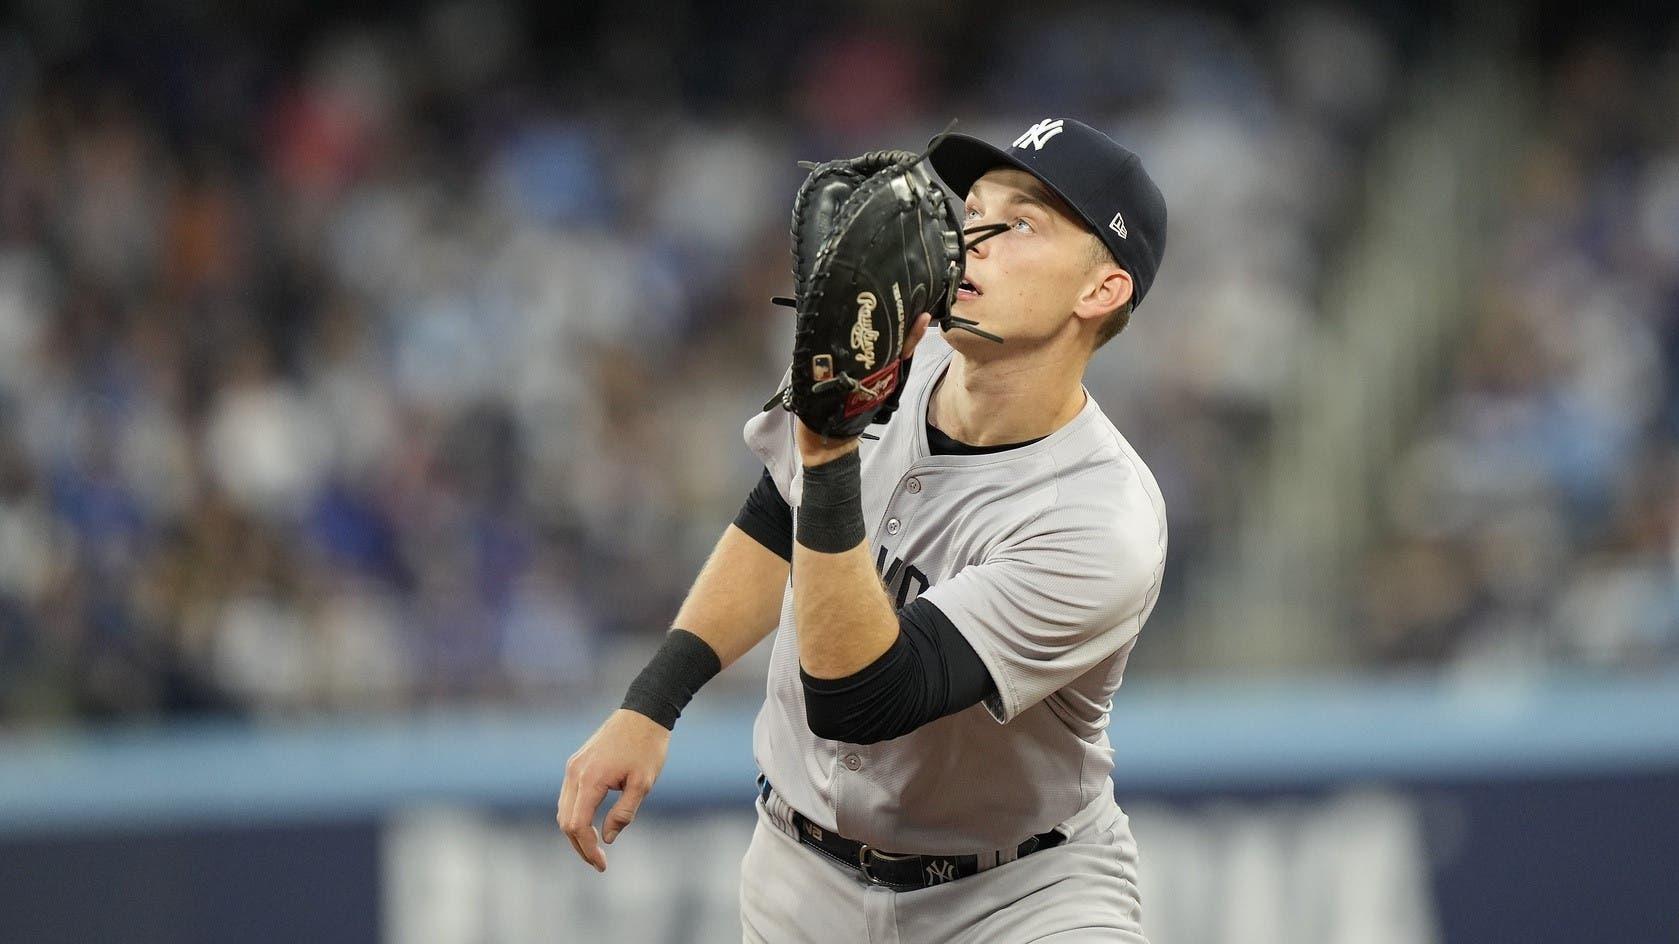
left=1360, top=35, right=1679, bottom=673
left=0, top=2, right=1400, bottom=723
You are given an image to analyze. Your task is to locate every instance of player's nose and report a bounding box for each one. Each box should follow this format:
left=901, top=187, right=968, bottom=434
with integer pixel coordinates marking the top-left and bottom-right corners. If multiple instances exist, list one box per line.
left=962, top=221, right=1008, bottom=260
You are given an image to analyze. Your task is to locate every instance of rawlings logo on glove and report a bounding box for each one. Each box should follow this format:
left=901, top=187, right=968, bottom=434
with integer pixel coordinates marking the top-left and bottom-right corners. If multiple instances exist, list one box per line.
left=851, top=293, right=880, bottom=369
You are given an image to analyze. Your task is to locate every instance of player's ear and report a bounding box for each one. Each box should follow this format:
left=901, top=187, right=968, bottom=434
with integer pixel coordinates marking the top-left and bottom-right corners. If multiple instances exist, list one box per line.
left=1072, top=266, right=1133, bottom=325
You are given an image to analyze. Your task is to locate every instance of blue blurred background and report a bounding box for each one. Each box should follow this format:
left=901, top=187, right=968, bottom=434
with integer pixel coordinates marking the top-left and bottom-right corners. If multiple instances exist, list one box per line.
left=0, top=1, right=1676, bottom=942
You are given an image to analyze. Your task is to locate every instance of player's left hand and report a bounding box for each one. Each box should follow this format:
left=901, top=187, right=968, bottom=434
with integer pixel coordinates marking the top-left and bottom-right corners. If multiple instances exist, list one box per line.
left=795, top=312, right=932, bottom=464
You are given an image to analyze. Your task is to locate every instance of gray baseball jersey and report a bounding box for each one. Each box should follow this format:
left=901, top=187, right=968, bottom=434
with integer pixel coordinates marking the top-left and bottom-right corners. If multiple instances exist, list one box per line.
left=741, top=327, right=1168, bottom=854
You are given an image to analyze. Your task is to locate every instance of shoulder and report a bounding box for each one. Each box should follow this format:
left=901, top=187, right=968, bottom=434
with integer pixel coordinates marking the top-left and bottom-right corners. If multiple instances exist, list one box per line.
left=1027, top=406, right=1168, bottom=577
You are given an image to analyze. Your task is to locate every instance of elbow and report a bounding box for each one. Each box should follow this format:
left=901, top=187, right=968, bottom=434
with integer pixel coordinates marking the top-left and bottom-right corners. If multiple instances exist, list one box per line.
left=799, top=633, right=921, bottom=744
left=802, top=691, right=894, bottom=745
left=804, top=708, right=840, bottom=741
left=804, top=697, right=856, bottom=743
left=809, top=719, right=892, bottom=746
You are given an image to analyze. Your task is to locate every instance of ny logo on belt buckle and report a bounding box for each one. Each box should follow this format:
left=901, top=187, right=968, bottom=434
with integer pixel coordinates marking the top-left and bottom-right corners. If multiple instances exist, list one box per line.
left=856, top=843, right=920, bottom=886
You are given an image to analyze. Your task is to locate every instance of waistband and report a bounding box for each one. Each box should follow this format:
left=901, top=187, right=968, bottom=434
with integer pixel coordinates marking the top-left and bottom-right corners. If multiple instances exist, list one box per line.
left=756, top=775, right=1067, bottom=891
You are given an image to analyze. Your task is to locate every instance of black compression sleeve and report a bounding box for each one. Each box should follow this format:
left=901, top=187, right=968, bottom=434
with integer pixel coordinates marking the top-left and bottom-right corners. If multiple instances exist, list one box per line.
left=799, top=598, right=995, bottom=744
left=732, top=468, right=793, bottom=561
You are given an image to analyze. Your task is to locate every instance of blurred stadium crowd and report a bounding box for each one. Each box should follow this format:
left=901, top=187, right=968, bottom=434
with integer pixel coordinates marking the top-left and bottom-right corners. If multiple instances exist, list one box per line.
left=1358, top=38, right=1679, bottom=672
left=0, top=0, right=1479, bottom=722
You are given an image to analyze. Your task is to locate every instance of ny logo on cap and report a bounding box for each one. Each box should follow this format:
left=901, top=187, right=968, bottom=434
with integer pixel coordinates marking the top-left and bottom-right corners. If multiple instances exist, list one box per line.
left=1013, top=118, right=1064, bottom=151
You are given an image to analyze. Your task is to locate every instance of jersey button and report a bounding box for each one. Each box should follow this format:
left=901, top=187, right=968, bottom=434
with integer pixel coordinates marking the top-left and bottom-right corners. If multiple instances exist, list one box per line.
left=885, top=518, right=901, bottom=535
left=905, top=477, right=922, bottom=494
left=843, top=754, right=863, bottom=771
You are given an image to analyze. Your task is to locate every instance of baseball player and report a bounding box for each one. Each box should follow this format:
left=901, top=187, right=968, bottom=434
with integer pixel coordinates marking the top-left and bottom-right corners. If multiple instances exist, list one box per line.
left=559, top=117, right=1168, bottom=943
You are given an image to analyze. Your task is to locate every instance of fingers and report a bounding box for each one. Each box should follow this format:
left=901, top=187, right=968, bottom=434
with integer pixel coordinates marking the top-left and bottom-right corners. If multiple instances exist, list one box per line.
left=903, top=312, right=934, bottom=359
left=556, top=770, right=576, bottom=852
left=602, top=777, right=651, bottom=844
left=559, top=766, right=611, bottom=872
left=574, top=824, right=606, bottom=872
left=564, top=825, right=595, bottom=871
left=556, top=793, right=595, bottom=870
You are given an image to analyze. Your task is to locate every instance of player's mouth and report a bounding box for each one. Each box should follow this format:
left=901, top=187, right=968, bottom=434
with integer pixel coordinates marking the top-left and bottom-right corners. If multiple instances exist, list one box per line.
left=956, top=277, right=982, bottom=300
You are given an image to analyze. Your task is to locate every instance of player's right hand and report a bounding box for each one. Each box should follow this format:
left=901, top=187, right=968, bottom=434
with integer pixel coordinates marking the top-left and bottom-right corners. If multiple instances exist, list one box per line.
left=557, top=708, right=671, bottom=873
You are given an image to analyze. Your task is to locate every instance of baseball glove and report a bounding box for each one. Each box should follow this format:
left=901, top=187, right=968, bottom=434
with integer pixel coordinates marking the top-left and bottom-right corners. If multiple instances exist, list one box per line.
left=762, top=148, right=1006, bottom=439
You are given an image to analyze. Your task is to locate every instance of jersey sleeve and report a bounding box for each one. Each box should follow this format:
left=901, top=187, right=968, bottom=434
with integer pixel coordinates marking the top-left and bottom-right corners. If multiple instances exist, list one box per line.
left=919, top=500, right=1166, bottom=724
left=742, top=371, right=802, bottom=502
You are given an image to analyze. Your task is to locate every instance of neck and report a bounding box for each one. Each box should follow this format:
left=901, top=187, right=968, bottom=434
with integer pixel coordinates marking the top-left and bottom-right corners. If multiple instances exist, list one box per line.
left=929, top=339, right=1089, bottom=446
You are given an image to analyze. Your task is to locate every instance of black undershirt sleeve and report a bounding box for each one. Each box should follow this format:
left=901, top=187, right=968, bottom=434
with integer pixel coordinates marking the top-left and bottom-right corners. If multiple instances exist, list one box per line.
left=733, top=467, right=793, bottom=562
left=800, top=597, right=996, bottom=744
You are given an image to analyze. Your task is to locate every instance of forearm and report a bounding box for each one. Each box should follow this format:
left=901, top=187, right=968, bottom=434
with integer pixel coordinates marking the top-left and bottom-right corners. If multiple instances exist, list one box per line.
left=672, top=523, right=790, bottom=669
left=792, top=537, right=900, bottom=679
left=790, top=443, right=900, bottom=679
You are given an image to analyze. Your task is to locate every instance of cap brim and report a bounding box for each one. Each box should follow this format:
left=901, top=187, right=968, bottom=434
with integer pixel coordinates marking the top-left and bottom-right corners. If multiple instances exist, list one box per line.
left=927, top=132, right=1107, bottom=251
left=926, top=133, right=1018, bottom=202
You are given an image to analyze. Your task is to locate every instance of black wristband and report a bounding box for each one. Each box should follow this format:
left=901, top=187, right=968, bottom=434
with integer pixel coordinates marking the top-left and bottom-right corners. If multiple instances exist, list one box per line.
left=621, top=629, right=723, bottom=730
left=796, top=449, right=866, bottom=553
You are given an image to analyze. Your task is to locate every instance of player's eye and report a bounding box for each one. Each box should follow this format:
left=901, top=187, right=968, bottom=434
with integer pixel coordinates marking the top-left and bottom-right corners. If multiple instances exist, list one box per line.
left=964, top=206, right=981, bottom=221
left=1012, top=217, right=1034, bottom=233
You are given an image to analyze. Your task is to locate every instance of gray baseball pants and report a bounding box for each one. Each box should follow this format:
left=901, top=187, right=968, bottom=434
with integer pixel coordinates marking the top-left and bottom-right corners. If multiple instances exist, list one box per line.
left=739, top=790, right=1150, bottom=943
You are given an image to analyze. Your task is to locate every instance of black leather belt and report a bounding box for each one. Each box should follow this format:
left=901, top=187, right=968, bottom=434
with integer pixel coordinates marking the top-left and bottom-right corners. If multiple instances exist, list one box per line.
left=758, top=777, right=1066, bottom=891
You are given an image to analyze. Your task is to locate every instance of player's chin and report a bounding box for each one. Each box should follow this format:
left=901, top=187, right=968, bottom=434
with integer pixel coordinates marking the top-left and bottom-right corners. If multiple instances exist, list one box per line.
left=943, top=313, right=1010, bottom=353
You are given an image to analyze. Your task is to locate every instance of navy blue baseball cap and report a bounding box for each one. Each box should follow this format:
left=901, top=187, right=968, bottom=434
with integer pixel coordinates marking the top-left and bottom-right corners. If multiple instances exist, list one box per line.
left=928, top=117, right=1168, bottom=309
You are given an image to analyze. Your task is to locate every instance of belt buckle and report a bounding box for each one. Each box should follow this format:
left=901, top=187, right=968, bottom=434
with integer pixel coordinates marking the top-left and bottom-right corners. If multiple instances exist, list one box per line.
left=856, top=843, right=918, bottom=887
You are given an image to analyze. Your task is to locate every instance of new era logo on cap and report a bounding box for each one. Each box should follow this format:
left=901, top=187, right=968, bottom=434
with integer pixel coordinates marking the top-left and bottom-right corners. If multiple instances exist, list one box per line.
left=1109, top=211, right=1128, bottom=240
left=1012, top=118, right=1064, bottom=151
